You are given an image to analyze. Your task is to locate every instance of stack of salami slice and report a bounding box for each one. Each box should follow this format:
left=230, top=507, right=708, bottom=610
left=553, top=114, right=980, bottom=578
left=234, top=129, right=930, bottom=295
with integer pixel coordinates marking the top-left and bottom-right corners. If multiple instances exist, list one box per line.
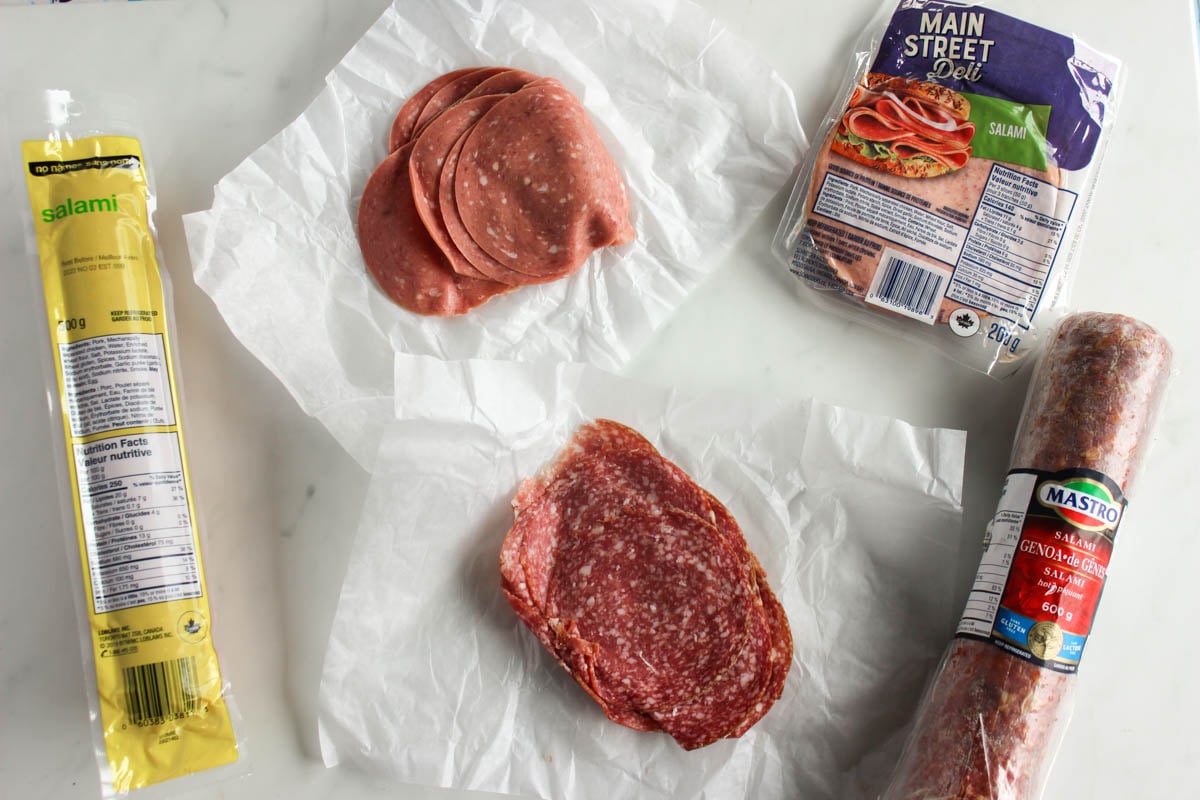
left=500, top=419, right=793, bottom=750
left=357, top=67, right=635, bottom=316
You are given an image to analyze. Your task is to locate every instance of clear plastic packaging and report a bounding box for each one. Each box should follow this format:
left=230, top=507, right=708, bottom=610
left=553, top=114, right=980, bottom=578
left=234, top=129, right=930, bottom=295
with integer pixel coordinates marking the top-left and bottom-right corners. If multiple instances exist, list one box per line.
left=880, top=312, right=1172, bottom=799
left=773, top=1, right=1122, bottom=377
left=8, top=89, right=246, bottom=797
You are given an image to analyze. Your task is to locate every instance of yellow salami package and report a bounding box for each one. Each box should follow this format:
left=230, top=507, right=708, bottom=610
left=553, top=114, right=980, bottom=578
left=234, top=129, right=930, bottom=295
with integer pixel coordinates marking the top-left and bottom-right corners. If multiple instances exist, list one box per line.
left=14, top=90, right=243, bottom=796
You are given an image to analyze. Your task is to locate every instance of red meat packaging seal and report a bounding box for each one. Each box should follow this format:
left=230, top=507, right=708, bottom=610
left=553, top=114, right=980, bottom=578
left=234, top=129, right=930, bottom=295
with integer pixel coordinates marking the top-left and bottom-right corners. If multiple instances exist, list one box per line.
left=772, top=0, right=1121, bottom=377
left=316, top=355, right=967, bottom=800
left=182, top=0, right=805, bottom=468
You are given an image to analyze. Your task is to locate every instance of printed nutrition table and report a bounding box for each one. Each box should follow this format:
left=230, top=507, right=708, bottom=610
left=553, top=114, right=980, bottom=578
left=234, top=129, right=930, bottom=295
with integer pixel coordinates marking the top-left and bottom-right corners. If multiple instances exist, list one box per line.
left=61, top=331, right=202, bottom=615
left=75, top=433, right=201, bottom=614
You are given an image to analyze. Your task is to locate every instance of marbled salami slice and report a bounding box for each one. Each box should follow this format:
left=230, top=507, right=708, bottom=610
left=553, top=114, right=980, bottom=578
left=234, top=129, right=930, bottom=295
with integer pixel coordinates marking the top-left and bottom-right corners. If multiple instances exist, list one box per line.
left=501, top=420, right=792, bottom=749
left=545, top=506, right=752, bottom=714
left=388, top=68, right=477, bottom=152
left=356, top=144, right=510, bottom=316
left=647, top=589, right=773, bottom=750
left=456, top=80, right=634, bottom=277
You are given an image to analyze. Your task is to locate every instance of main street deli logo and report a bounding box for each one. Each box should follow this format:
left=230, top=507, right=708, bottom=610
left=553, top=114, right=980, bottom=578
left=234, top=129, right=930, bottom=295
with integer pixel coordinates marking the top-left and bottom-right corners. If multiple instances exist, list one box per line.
left=1037, top=479, right=1122, bottom=531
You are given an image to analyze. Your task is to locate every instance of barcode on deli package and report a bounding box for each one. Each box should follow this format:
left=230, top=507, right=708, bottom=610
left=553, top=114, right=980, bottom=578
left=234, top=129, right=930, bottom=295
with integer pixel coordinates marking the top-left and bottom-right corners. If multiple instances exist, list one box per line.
left=866, top=248, right=949, bottom=324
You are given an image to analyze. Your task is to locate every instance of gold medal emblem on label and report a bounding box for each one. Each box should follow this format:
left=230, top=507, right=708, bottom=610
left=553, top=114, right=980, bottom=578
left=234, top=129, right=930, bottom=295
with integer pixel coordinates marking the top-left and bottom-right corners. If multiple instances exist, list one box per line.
left=1027, top=620, right=1064, bottom=660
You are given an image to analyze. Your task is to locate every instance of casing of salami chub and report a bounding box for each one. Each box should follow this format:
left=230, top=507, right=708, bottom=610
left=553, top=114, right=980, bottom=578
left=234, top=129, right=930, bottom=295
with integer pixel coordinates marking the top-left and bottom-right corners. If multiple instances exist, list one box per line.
left=881, top=312, right=1172, bottom=800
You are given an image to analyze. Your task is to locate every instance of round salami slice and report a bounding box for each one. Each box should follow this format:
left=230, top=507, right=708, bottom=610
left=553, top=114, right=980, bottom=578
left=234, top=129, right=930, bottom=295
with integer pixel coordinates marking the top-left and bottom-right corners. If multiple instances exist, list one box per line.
left=648, top=596, right=774, bottom=750
left=460, top=68, right=541, bottom=101
left=411, top=66, right=509, bottom=136
left=409, top=95, right=511, bottom=282
left=440, top=132, right=561, bottom=284
left=731, top=577, right=792, bottom=736
left=545, top=506, right=753, bottom=714
left=388, top=68, right=478, bottom=152
left=455, top=80, right=634, bottom=277
left=357, top=144, right=510, bottom=316
left=501, top=419, right=792, bottom=749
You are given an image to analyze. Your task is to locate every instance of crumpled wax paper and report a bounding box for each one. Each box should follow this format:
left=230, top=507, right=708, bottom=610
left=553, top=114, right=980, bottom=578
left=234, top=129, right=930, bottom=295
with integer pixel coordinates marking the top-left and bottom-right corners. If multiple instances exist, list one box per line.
left=317, top=356, right=966, bottom=800
left=182, top=0, right=806, bottom=468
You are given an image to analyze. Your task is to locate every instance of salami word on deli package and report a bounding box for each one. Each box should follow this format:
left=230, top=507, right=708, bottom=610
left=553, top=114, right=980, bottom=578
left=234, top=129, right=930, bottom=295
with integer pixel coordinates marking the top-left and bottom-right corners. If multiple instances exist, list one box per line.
left=317, top=356, right=967, bottom=800
left=773, top=0, right=1120, bottom=377
left=183, top=0, right=804, bottom=468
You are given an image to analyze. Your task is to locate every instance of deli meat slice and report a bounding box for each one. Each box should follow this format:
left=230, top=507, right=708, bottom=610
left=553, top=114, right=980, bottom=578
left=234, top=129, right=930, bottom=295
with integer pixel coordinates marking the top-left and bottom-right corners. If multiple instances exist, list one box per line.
left=362, top=68, right=635, bottom=315
left=501, top=420, right=792, bottom=750
left=408, top=95, right=513, bottom=282
left=411, top=66, right=509, bottom=137
left=456, top=80, right=634, bottom=278
left=357, top=144, right=510, bottom=315
left=388, top=68, right=478, bottom=152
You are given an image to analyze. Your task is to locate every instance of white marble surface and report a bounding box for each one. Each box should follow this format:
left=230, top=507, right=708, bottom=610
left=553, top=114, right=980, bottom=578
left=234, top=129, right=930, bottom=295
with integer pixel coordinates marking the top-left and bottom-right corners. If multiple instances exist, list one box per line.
left=0, top=1, right=1196, bottom=798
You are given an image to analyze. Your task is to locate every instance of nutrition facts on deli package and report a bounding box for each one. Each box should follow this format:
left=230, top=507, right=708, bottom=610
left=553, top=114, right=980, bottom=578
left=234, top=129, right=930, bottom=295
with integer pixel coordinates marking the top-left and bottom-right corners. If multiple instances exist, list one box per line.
left=60, top=332, right=201, bottom=615
left=73, top=433, right=200, bottom=614
left=947, top=165, right=1077, bottom=326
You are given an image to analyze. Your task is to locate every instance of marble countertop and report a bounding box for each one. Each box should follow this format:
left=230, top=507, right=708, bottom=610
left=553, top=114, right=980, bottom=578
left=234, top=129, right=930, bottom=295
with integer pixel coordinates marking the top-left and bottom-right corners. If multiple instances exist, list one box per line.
left=1, top=1, right=1197, bottom=798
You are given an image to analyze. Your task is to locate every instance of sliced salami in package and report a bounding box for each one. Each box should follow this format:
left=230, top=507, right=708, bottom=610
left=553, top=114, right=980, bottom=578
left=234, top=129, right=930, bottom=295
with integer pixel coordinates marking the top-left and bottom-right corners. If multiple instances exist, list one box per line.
left=773, top=0, right=1121, bottom=377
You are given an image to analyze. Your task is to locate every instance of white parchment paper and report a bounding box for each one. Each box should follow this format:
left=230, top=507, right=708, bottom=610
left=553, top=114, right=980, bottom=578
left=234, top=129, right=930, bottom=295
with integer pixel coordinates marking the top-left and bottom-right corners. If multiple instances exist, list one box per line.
left=317, top=356, right=966, bottom=800
left=182, top=0, right=805, bottom=467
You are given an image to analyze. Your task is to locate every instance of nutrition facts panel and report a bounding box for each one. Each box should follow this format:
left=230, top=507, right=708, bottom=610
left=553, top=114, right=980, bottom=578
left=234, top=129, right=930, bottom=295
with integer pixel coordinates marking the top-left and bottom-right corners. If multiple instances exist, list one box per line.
left=73, top=432, right=201, bottom=614
left=958, top=472, right=1037, bottom=637
left=948, top=165, right=1077, bottom=325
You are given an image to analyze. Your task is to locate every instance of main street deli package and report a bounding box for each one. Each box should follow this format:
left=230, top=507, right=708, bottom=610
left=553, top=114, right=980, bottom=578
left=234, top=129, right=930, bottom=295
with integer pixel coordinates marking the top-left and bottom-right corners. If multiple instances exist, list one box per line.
left=183, top=0, right=804, bottom=468
left=773, top=0, right=1120, bottom=376
left=318, top=356, right=967, bottom=800
left=9, top=90, right=244, bottom=797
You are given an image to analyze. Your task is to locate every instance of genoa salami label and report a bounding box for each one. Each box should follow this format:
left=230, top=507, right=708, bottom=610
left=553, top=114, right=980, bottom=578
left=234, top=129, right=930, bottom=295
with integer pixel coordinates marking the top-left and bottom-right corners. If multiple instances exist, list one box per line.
left=957, top=467, right=1126, bottom=673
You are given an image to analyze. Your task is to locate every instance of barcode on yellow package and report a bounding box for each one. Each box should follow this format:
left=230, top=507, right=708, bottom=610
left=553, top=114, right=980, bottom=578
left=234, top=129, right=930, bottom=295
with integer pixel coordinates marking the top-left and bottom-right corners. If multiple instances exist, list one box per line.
left=20, top=98, right=240, bottom=796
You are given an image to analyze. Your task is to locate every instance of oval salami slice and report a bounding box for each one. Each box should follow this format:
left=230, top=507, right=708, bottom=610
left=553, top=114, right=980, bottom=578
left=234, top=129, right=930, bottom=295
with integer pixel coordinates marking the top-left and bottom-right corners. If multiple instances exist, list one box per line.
left=460, top=68, right=541, bottom=101
left=440, top=133, right=554, bottom=283
left=411, top=66, right=509, bottom=136
left=409, top=95, right=511, bottom=282
left=357, top=144, right=510, bottom=316
left=388, top=68, right=478, bottom=152
left=456, top=80, right=634, bottom=277
left=501, top=420, right=792, bottom=750
left=545, top=506, right=753, bottom=714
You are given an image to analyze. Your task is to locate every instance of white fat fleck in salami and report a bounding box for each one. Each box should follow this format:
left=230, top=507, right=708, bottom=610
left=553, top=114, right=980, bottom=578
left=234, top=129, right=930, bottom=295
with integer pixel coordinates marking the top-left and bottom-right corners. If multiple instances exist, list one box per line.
left=455, top=79, right=634, bottom=278
left=356, top=144, right=510, bottom=316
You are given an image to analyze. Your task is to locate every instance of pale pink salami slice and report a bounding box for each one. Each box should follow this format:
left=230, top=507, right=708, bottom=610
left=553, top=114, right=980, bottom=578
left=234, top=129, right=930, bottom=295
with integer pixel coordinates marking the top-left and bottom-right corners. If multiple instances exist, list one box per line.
left=388, top=68, right=477, bottom=152
left=409, top=95, right=509, bottom=282
left=461, top=68, right=541, bottom=101
left=356, top=144, right=510, bottom=316
left=456, top=80, right=634, bottom=277
left=411, top=66, right=509, bottom=136
left=440, top=133, right=557, bottom=284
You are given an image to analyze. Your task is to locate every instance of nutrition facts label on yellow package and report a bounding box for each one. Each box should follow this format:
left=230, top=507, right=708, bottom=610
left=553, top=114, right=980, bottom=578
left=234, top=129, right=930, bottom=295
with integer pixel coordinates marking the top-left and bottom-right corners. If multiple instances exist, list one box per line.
left=21, top=121, right=239, bottom=795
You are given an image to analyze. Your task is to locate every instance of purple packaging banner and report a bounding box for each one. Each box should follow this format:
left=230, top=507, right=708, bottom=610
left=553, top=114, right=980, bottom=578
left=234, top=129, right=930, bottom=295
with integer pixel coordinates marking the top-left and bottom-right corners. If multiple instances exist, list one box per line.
left=871, top=0, right=1117, bottom=170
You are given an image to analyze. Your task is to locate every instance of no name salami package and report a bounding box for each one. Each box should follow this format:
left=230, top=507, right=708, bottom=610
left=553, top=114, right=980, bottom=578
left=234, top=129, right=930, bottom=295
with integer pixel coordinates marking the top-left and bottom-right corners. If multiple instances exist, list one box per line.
left=773, top=0, right=1121, bottom=376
